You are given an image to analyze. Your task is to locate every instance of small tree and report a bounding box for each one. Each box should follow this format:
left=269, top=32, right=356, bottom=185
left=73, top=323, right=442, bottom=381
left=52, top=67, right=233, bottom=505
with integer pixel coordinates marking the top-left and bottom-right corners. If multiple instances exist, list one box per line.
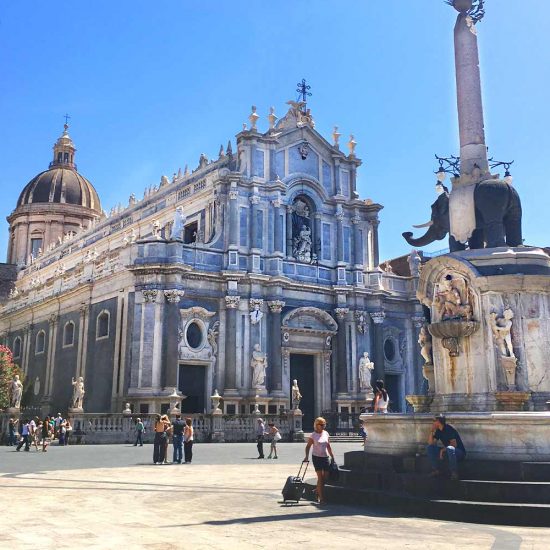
left=0, top=345, right=24, bottom=410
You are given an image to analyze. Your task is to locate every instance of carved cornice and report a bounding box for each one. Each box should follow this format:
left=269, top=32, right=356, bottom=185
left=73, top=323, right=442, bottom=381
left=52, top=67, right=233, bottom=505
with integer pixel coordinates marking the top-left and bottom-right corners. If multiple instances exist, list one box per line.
left=225, top=295, right=241, bottom=309
left=164, top=289, right=185, bottom=304
left=282, top=306, right=338, bottom=332
left=370, top=311, right=386, bottom=324
left=267, top=300, right=285, bottom=313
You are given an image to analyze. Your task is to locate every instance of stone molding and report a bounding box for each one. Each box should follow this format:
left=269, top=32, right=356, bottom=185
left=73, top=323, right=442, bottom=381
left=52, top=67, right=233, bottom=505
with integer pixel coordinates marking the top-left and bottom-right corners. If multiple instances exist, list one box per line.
left=267, top=300, right=285, bottom=313
left=282, top=306, right=338, bottom=332
left=179, top=306, right=215, bottom=320
left=225, top=295, right=241, bottom=309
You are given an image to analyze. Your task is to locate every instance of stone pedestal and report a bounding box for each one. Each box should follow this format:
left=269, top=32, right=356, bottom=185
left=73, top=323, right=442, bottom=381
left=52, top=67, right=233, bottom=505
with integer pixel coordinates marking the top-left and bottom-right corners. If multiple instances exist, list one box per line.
left=6, top=407, right=20, bottom=417
left=210, top=410, right=225, bottom=442
left=288, top=408, right=304, bottom=441
left=405, top=395, right=434, bottom=413
left=68, top=407, right=84, bottom=415
left=495, top=391, right=530, bottom=412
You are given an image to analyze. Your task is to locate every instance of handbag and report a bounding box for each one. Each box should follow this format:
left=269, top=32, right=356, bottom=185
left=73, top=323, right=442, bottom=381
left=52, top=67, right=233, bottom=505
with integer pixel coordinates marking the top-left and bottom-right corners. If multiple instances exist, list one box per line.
left=328, top=458, right=340, bottom=482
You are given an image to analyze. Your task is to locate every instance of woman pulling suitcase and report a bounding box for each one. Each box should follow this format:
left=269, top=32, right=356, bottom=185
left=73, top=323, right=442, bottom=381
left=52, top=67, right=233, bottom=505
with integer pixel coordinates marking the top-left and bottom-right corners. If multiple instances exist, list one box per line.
left=304, top=416, right=335, bottom=505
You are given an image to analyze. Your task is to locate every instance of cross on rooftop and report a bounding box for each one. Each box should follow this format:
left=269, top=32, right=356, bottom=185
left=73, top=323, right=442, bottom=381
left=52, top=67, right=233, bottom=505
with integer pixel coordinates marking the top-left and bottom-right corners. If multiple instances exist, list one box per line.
left=296, top=79, right=312, bottom=104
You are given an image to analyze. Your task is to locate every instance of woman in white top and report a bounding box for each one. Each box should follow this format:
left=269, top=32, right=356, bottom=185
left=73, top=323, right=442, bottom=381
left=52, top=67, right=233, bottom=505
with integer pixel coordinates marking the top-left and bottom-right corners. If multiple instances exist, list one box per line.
left=304, top=416, right=335, bottom=504
left=267, top=422, right=281, bottom=459
left=183, top=417, right=194, bottom=463
left=373, top=380, right=389, bottom=414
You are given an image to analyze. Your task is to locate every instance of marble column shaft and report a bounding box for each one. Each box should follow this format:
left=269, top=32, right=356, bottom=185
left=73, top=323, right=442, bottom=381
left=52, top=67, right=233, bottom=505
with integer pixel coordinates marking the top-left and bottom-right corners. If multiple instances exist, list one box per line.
left=335, top=314, right=348, bottom=394
left=268, top=303, right=284, bottom=393
left=162, top=296, right=181, bottom=389
left=353, top=220, right=363, bottom=265
left=228, top=191, right=238, bottom=246
left=285, top=206, right=293, bottom=258
left=224, top=300, right=239, bottom=390
left=371, top=317, right=385, bottom=382
left=336, top=216, right=344, bottom=262
left=273, top=203, right=283, bottom=253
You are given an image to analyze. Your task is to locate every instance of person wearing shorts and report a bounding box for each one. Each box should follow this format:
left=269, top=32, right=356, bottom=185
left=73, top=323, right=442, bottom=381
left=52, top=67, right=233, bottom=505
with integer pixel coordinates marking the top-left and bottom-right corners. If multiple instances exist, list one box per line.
left=304, top=416, right=335, bottom=504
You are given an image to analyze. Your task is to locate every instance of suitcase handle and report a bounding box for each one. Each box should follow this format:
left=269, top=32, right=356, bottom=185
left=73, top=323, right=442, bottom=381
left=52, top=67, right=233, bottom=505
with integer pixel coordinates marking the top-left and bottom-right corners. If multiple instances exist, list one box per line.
left=298, top=460, right=309, bottom=479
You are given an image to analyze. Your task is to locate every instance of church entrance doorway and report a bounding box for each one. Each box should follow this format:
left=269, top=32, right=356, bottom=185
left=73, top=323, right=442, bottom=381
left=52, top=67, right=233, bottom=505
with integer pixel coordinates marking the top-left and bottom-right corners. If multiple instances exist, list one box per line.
left=178, top=364, right=206, bottom=413
left=290, top=354, right=315, bottom=431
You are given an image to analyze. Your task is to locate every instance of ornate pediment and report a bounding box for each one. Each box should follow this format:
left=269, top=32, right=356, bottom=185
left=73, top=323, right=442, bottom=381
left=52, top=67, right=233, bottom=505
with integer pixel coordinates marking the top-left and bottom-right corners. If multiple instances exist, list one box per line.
left=282, top=307, right=338, bottom=333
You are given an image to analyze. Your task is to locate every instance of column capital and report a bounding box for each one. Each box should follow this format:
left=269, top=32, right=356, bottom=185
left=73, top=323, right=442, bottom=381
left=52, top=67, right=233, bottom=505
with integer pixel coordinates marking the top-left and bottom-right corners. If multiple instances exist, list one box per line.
left=229, top=190, right=238, bottom=200
left=271, top=198, right=282, bottom=208
left=249, top=298, right=264, bottom=311
left=48, top=313, right=58, bottom=326
left=334, top=307, right=349, bottom=320
left=351, top=216, right=361, bottom=225
left=225, top=295, right=241, bottom=309
left=335, top=211, right=345, bottom=222
left=370, top=311, right=386, bottom=324
left=164, top=289, right=185, bottom=304
left=412, top=315, right=426, bottom=328
left=142, top=289, right=159, bottom=303
left=249, top=194, right=260, bottom=205
left=267, top=300, right=285, bottom=313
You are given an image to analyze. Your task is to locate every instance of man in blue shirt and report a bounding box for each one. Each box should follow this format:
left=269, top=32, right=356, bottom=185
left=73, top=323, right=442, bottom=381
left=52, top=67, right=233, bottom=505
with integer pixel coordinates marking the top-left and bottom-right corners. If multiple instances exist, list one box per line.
left=427, top=414, right=466, bottom=480
left=172, top=414, right=185, bottom=464
left=16, top=419, right=31, bottom=452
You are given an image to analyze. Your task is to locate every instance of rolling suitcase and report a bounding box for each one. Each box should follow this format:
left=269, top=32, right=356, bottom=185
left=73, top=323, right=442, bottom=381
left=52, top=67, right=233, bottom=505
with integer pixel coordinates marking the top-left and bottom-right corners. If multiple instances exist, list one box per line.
left=282, top=460, right=309, bottom=503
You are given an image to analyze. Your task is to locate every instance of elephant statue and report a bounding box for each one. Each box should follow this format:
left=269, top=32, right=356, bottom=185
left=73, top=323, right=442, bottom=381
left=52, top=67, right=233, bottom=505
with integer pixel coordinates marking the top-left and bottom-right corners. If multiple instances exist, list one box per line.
left=403, top=180, right=522, bottom=252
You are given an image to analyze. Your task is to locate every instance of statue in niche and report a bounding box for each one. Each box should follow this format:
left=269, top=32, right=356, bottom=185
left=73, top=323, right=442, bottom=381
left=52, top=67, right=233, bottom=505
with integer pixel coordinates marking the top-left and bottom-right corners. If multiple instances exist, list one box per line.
left=293, top=225, right=312, bottom=263
left=170, top=206, right=186, bottom=240
left=291, top=198, right=314, bottom=263
left=9, top=374, right=23, bottom=409
left=489, top=309, right=516, bottom=359
left=408, top=249, right=422, bottom=277
left=418, top=325, right=433, bottom=365
left=151, top=219, right=161, bottom=240
left=434, top=274, right=472, bottom=321
left=71, top=376, right=85, bottom=409
left=358, top=352, right=375, bottom=392
left=250, top=344, right=268, bottom=388
left=291, top=379, right=302, bottom=410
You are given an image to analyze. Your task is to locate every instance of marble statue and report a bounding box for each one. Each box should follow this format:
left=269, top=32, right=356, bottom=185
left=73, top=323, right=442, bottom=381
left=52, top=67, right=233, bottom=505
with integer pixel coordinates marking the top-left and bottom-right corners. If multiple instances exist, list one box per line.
left=489, top=309, right=516, bottom=359
left=293, top=225, right=312, bottom=263
left=358, top=352, right=375, bottom=392
left=434, top=275, right=472, bottom=321
left=71, top=376, right=85, bottom=409
left=170, top=206, right=186, bottom=240
left=418, top=325, right=433, bottom=365
left=250, top=344, right=267, bottom=388
left=408, top=249, right=422, bottom=277
left=291, top=379, right=302, bottom=410
left=151, top=219, right=161, bottom=240
left=9, top=374, right=23, bottom=409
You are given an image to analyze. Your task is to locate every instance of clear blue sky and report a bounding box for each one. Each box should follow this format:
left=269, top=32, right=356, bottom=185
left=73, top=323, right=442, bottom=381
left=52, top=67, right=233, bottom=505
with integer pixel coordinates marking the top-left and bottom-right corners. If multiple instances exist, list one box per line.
left=1, top=1, right=549, bottom=262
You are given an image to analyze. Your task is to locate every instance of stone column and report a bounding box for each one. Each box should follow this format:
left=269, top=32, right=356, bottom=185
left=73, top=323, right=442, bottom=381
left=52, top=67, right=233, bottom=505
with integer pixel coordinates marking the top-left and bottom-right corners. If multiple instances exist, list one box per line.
left=352, top=216, right=363, bottom=266
left=336, top=211, right=344, bottom=262
left=228, top=184, right=239, bottom=246
left=370, top=311, right=386, bottom=382
left=267, top=300, right=285, bottom=396
left=224, top=295, right=240, bottom=391
left=272, top=198, right=283, bottom=253
left=454, top=10, right=488, bottom=175
left=250, top=194, right=260, bottom=249
left=313, top=213, right=322, bottom=260
left=45, top=313, right=59, bottom=398
left=334, top=307, right=350, bottom=395
left=163, top=290, right=184, bottom=389
left=285, top=204, right=294, bottom=259
left=371, top=220, right=380, bottom=268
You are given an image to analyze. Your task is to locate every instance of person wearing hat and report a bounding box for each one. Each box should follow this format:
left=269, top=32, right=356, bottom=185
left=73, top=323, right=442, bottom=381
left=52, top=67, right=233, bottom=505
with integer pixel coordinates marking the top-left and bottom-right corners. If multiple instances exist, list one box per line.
left=427, top=414, right=466, bottom=480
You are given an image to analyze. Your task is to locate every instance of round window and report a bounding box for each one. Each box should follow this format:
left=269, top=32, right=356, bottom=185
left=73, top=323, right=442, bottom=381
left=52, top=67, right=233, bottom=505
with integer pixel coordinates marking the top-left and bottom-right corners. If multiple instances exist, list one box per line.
left=384, top=338, right=395, bottom=361
left=186, top=322, right=203, bottom=349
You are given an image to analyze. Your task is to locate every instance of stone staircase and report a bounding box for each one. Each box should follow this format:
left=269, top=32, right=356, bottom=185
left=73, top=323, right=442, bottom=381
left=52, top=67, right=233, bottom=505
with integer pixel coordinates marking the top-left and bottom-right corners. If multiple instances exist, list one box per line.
left=304, top=451, right=550, bottom=526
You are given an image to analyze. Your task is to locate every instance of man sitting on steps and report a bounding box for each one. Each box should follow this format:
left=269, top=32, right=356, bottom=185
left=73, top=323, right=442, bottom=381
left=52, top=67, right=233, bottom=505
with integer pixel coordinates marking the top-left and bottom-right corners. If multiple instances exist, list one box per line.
left=427, top=414, right=466, bottom=480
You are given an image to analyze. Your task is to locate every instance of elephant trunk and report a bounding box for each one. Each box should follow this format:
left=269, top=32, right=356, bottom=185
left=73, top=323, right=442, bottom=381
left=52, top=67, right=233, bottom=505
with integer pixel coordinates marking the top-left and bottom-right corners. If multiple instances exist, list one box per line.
left=402, top=224, right=448, bottom=247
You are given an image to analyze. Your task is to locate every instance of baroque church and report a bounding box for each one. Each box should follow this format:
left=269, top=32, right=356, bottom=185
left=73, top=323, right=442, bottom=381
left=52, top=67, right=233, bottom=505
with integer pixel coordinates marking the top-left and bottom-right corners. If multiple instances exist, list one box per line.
left=0, top=99, right=425, bottom=425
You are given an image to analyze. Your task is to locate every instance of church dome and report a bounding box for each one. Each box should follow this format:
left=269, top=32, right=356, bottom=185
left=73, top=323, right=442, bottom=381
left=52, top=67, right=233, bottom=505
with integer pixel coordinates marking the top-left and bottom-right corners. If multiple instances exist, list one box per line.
left=16, top=123, right=101, bottom=213
left=17, top=167, right=101, bottom=211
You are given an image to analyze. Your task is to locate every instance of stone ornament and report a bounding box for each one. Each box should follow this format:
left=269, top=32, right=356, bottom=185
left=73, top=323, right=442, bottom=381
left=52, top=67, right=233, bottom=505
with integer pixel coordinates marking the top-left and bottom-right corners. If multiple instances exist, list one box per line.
left=412, top=315, right=426, bottom=329
left=142, top=289, right=159, bottom=303
left=250, top=344, right=268, bottom=388
left=489, top=308, right=518, bottom=389
left=249, top=299, right=264, bottom=325
left=418, top=325, right=433, bottom=366
left=267, top=300, right=285, bottom=314
left=291, top=379, right=302, bottom=410
left=170, top=206, right=186, bottom=240
left=70, top=376, right=85, bottom=410
left=334, top=307, right=349, bottom=321
left=151, top=219, right=162, bottom=240
left=8, top=374, right=23, bottom=409
left=249, top=194, right=260, bottom=206
left=347, top=134, right=357, bottom=157
left=225, top=296, right=241, bottom=309
left=211, top=389, right=222, bottom=414
left=332, top=126, right=341, bottom=148
left=164, top=289, right=185, bottom=304
left=267, top=107, right=278, bottom=130
left=358, top=351, right=375, bottom=392
left=249, top=105, right=259, bottom=130
left=370, top=311, right=385, bottom=325
left=355, top=311, right=368, bottom=334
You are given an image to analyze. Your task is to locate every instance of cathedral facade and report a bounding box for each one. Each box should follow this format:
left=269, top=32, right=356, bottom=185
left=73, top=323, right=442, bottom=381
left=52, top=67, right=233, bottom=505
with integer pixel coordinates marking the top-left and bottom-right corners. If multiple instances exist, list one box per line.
left=0, top=101, right=424, bottom=424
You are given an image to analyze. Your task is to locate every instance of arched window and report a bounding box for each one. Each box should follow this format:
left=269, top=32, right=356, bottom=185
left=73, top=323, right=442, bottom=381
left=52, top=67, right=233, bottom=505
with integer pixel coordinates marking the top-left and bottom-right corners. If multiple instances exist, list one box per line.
left=63, top=322, right=75, bottom=347
left=96, top=310, right=110, bottom=339
left=290, top=194, right=316, bottom=263
left=35, top=330, right=46, bottom=355
left=12, top=337, right=22, bottom=359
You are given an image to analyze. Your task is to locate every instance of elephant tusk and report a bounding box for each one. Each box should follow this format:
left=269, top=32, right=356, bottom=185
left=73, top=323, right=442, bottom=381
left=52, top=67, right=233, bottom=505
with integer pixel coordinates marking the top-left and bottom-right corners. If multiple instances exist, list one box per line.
left=412, top=221, right=433, bottom=229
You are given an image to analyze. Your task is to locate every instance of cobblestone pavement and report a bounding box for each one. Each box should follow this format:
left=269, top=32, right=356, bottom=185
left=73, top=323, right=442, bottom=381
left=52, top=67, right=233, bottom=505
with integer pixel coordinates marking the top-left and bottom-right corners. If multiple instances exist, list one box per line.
left=1, top=443, right=548, bottom=549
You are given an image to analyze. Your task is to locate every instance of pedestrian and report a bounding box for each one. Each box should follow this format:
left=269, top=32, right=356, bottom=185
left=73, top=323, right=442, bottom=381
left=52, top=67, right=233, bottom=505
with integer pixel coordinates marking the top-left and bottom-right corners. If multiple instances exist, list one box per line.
left=152, top=414, right=164, bottom=464
left=28, top=417, right=37, bottom=451
left=65, top=419, right=72, bottom=445
left=427, top=414, right=466, bottom=480
left=54, top=413, right=63, bottom=439
left=42, top=416, right=52, bottom=452
left=161, top=414, right=171, bottom=464
left=58, top=418, right=67, bottom=446
left=33, top=418, right=43, bottom=450
left=304, top=417, right=335, bottom=505
left=373, top=380, right=389, bottom=413
left=183, top=417, right=194, bottom=463
left=266, top=422, right=281, bottom=459
left=255, top=418, right=266, bottom=459
left=359, top=422, right=368, bottom=447
left=134, top=417, right=145, bottom=447
left=171, top=414, right=185, bottom=463
left=8, top=417, right=18, bottom=446
left=16, top=419, right=31, bottom=452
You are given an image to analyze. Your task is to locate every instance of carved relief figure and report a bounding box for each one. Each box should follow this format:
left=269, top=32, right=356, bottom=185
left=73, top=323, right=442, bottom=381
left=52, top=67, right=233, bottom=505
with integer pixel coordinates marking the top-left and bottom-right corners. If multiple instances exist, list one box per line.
left=291, top=379, right=302, bottom=410
left=418, top=325, right=433, bottom=365
left=293, top=224, right=312, bottom=263
left=71, top=376, right=85, bottom=409
left=434, top=274, right=472, bottom=321
left=358, top=351, right=375, bottom=392
left=207, top=321, right=220, bottom=375
left=290, top=198, right=314, bottom=264
left=250, top=344, right=268, bottom=388
left=9, top=374, right=23, bottom=408
left=489, top=309, right=515, bottom=359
